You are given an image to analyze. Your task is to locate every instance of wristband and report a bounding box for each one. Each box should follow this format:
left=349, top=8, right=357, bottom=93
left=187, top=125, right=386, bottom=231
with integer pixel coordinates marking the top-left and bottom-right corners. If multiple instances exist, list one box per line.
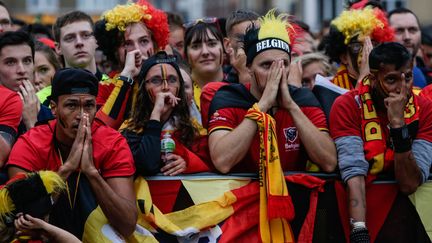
left=117, top=75, right=134, bottom=86
left=389, top=125, right=412, bottom=153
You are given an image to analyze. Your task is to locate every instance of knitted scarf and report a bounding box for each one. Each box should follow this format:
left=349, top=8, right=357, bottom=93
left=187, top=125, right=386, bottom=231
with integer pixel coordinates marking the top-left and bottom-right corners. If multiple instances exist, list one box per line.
left=245, top=103, right=295, bottom=243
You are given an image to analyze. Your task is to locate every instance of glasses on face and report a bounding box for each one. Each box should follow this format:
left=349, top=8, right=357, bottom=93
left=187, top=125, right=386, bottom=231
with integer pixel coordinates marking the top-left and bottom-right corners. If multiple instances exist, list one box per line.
left=348, top=42, right=363, bottom=54
left=62, top=31, right=94, bottom=44
left=145, top=75, right=178, bottom=86
left=183, top=17, right=218, bottom=30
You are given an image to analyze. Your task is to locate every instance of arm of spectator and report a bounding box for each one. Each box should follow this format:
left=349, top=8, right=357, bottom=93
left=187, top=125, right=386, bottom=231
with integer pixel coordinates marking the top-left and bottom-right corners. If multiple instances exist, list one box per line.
left=227, top=47, right=251, bottom=85
left=0, top=91, right=23, bottom=167
left=18, top=80, right=40, bottom=131
left=335, top=136, right=369, bottom=227
left=0, top=135, right=12, bottom=167
left=393, top=142, right=424, bottom=194
left=122, top=120, right=162, bottom=176
left=209, top=119, right=257, bottom=174
left=356, top=37, right=373, bottom=88
left=80, top=115, right=137, bottom=237
left=96, top=50, right=143, bottom=129
left=15, top=214, right=81, bottom=243
left=386, top=83, right=423, bottom=194
left=280, top=67, right=337, bottom=172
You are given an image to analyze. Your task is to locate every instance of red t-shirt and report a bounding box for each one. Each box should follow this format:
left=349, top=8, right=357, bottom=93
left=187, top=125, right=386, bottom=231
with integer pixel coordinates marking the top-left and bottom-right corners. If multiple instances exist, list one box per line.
left=208, top=106, right=328, bottom=172
left=200, top=81, right=230, bottom=129
left=0, top=85, right=22, bottom=134
left=7, top=120, right=135, bottom=178
left=330, top=90, right=432, bottom=143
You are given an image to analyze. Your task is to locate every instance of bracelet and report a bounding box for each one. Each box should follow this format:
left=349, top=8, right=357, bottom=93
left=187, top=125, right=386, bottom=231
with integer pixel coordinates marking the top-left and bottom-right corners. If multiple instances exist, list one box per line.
left=117, top=75, right=134, bottom=86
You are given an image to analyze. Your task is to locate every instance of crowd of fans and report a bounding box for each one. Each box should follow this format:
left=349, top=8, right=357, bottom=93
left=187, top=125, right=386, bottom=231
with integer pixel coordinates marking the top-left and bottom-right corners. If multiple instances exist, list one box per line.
left=1, top=0, right=432, bottom=242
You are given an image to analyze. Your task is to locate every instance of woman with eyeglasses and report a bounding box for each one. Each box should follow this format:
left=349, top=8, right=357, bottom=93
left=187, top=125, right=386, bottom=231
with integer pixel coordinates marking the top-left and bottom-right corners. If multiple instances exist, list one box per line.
left=121, top=52, right=211, bottom=176
left=94, top=0, right=170, bottom=129
left=184, top=18, right=225, bottom=111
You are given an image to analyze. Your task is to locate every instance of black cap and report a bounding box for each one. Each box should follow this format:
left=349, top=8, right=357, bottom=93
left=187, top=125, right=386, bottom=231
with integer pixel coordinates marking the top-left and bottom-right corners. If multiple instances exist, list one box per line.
left=49, top=68, right=98, bottom=100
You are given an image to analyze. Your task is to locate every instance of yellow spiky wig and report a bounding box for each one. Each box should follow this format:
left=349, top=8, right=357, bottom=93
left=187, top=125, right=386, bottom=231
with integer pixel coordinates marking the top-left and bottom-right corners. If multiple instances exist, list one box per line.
left=0, top=171, right=65, bottom=225
left=331, top=7, right=394, bottom=44
left=244, top=9, right=294, bottom=64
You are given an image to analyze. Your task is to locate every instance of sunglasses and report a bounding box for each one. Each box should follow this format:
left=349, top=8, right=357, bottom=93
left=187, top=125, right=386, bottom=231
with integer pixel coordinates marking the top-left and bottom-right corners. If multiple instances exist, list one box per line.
left=183, top=17, right=219, bottom=30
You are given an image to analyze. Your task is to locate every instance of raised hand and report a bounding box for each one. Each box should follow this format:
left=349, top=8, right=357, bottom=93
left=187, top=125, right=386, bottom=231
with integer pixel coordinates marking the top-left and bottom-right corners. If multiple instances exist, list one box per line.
left=279, top=63, right=296, bottom=111
left=80, top=113, right=98, bottom=175
left=160, top=153, right=187, bottom=176
left=120, top=49, right=143, bottom=78
left=58, top=113, right=86, bottom=179
left=287, top=60, right=303, bottom=88
left=150, top=92, right=181, bottom=121
left=18, top=79, right=40, bottom=130
left=357, top=36, right=373, bottom=85
left=385, top=78, right=409, bottom=128
left=257, top=60, right=283, bottom=112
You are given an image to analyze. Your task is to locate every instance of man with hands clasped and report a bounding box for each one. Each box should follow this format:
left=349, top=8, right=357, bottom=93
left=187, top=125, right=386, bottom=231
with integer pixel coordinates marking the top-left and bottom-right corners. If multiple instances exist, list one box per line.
left=6, top=68, right=137, bottom=240
left=330, top=42, right=432, bottom=242
left=207, top=10, right=336, bottom=174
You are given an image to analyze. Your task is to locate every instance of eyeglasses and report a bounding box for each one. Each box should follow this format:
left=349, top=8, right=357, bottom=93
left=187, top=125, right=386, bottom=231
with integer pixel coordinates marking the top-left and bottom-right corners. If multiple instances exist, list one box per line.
left=348, top=42, right=363, bottom=54
left=183, top=17, right=218, bottom=30
left=145, top=76, right=179, bottom=86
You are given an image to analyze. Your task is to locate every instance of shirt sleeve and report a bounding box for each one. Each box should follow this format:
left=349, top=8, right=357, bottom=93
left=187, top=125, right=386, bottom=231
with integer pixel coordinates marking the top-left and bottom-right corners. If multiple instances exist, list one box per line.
left=329, top=93, right=361, bottom=139
left=301, top=106, right=328, bottom=131
left=335, top=136, right=369, bottom=183
left=101, top=131, right=136, bottom=178
left=0, top=92, right=23, bottom=138
left=207, top=107, right=242, bottom=134
left=96, top=77, right=133, bottom=130
left=412, top=139, right=432, bottom=183
left=6, top=135, right=41, bottom=172
left=121, top=120, right=162, bottom=176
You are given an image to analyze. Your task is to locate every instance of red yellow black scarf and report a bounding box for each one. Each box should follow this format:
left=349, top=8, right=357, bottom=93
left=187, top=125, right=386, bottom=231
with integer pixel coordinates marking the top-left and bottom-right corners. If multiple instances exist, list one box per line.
left=358, top=76, right=419, bottom=178
left=245, top=103, right=295, bottom=243
left=331, top=64, right=356, bottom=90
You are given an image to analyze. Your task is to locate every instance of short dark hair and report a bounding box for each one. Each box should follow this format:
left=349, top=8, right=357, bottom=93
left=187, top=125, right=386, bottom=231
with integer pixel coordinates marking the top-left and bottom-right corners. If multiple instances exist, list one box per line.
left=225, top=9, right=258, bottom=36
left=0, top=31, right=35, bottom=58
left=166, top=12, right=184, bottom=31
left=53, top=11, right=94, bottom=42
left=388, top=8, right=420, bottom=27
left=369, top=42, right=411, bottom=71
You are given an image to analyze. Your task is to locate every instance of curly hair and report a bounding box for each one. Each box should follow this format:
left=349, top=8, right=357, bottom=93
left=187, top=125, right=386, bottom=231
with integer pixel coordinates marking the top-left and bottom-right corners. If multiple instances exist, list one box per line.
left=94, top=1, right=169, bottom=68
left=320, top=26, right=347, bottom=63
left=127, top=59, right=198, bottom=147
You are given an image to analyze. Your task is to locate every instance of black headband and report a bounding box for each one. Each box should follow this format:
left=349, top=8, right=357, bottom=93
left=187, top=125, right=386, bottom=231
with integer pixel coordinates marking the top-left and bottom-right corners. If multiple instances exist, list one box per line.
left=246, top=37, right=291, bottom=64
